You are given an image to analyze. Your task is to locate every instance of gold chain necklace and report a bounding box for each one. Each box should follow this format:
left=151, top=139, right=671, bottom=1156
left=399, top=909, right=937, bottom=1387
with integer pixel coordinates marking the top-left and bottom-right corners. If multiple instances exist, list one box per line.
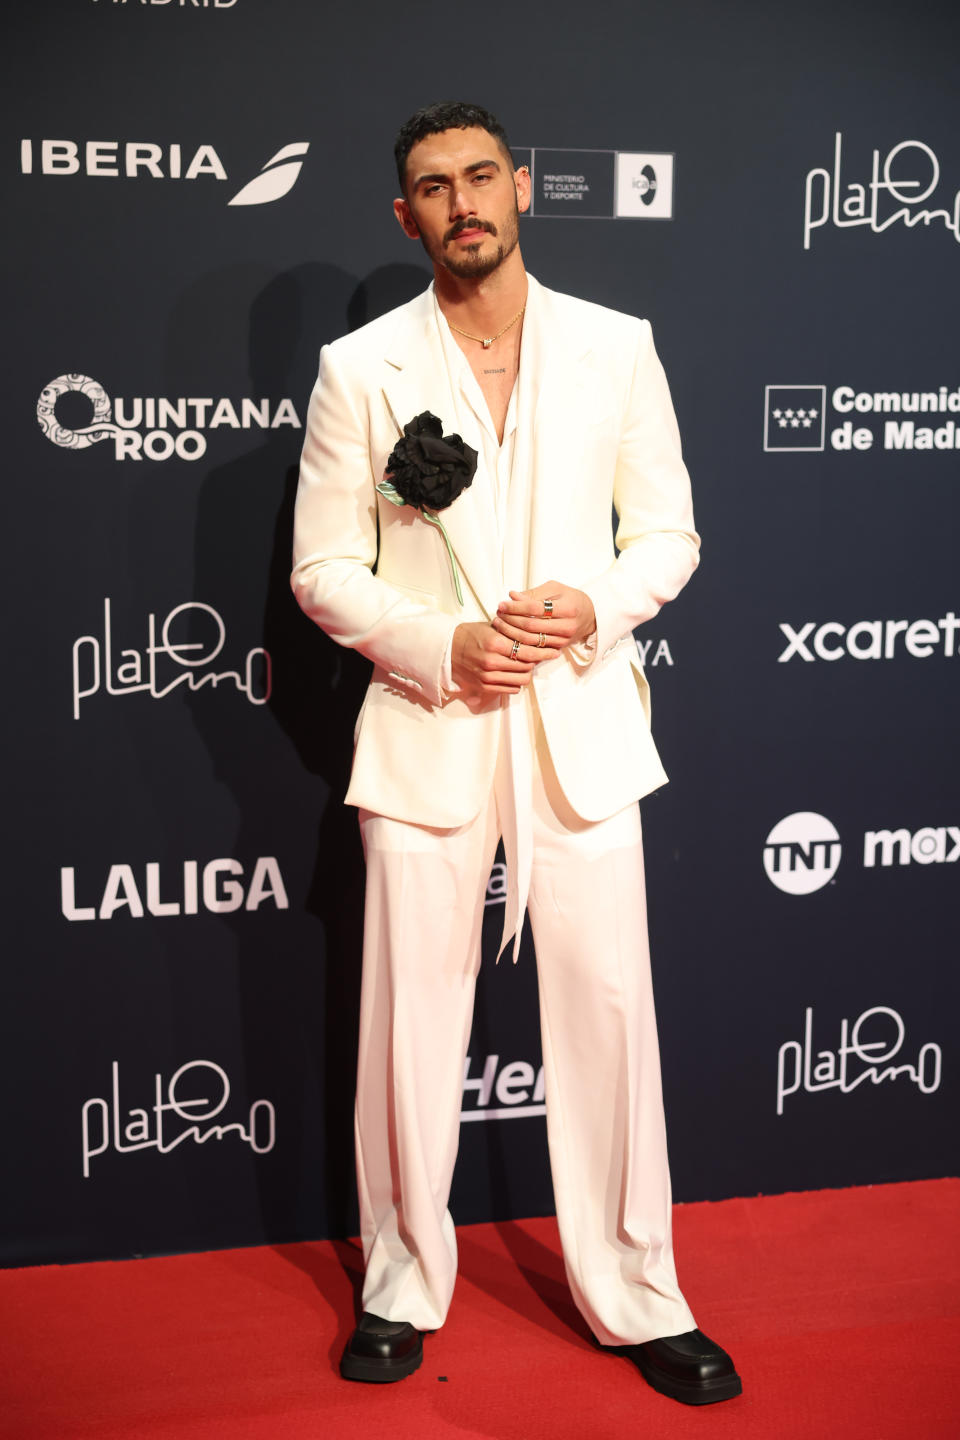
left=447, top=305, right=526, bottom=350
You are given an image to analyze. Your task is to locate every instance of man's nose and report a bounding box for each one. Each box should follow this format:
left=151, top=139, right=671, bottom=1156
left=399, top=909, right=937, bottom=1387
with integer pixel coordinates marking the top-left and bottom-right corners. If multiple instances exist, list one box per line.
left=448, top=185, right=476, bottom=219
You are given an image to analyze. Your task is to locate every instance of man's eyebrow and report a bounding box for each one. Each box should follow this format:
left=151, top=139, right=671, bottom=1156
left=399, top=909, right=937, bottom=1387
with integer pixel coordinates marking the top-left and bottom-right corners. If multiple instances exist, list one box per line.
left=412, top=158, right=502, bottom=188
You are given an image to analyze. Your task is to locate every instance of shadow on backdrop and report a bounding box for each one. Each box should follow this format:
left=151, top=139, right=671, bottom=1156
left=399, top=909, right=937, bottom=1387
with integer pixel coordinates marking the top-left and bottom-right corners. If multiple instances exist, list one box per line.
left=178, top=260, right=435, bottom=1248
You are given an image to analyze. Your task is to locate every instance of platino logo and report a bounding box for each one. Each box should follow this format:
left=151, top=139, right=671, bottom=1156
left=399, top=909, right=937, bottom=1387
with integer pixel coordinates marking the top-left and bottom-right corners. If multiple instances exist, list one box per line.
left=763, top=812, right=841, bottom=894
left=81, top=1058, right=275, bottom=1179
left=38, top=373, right=301, bottom=462
left=461, top=1054, right=545, bottom=1122
left=62, top=856, right=289, bottom=921
left=804, top=133, right=960, bottom=250
left=72, top=598, right=271, bottom=719
left=776, top=1005, right=942, bottom=1115
left=20, top=138, right=307, bottom=206
left=778, top=614, right=960, bottom=663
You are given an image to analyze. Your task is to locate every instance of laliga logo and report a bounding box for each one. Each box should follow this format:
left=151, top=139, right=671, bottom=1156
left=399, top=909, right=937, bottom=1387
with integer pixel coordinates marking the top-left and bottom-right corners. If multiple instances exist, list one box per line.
left=764, top=812, right=841, bottom=895
left=37, top=373, right=300, bottom=461
left=804, top=133, right=960, bottom=250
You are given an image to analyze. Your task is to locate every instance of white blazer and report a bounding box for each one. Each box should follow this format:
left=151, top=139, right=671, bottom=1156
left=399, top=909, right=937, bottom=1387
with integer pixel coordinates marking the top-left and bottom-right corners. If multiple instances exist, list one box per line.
left=291, top=275, right=700, bottom=827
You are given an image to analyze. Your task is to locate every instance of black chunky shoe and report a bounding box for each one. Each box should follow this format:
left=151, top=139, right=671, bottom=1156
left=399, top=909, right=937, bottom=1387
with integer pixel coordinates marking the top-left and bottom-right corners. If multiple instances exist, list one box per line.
left=339, top=1311, right=424, bottom=1383
left=622, top=1328, right=742, bottom=1405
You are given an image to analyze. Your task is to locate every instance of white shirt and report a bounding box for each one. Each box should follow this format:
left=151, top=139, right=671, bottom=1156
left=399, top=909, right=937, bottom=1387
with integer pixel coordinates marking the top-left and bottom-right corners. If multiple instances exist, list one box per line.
left=434, top=295, right=524, bottom=692
left=429, top=285, right=594, bottom=959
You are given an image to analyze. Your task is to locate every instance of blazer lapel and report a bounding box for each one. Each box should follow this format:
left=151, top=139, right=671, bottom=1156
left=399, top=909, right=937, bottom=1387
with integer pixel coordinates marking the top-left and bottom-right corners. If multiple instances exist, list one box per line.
left=380, top=288, right=501, bottom=619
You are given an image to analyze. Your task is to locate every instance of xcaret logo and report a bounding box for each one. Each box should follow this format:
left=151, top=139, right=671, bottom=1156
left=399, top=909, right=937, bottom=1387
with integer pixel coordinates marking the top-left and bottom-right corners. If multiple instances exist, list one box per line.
left=778, top=614, right=960, bottom=663
left=20, top=138, right=308, bottom=206
left=37, top=373, right=300, bottom=461
left=763, top=812, right=841, bottom=895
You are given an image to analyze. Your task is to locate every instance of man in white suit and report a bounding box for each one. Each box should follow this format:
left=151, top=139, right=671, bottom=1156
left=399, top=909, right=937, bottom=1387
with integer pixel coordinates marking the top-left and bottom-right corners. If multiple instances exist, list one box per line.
left=292, top=101, right=741, bottom=1405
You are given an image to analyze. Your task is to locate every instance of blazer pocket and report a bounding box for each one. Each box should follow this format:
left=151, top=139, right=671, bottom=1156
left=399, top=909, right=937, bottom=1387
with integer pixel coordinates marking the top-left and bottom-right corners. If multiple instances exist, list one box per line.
left=583, top=405, right=618, bottom=432
left=374, top=574, right=438, bottom=601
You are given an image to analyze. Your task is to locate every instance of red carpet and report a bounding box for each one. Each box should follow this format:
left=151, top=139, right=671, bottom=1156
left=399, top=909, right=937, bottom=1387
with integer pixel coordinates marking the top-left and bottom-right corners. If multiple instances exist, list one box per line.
left=3, top=1179, right=958, bottom=1439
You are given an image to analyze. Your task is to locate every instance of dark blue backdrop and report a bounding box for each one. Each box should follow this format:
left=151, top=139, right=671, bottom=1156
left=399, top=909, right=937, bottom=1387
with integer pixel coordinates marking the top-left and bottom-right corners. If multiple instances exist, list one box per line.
left=2, top=0, right=957, bottom=1265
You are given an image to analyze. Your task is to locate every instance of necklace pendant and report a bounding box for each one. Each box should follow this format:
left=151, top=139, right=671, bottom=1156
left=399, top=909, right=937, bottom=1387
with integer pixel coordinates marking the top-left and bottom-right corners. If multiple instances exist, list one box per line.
left=482, top=337, right=493, bottom=348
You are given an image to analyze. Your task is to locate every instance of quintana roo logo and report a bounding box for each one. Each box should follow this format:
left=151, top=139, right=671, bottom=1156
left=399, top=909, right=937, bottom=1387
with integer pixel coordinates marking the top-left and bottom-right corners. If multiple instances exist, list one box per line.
left=228, top=143, right=310, bottom=206
left=38, top=374, right=116, bottom=450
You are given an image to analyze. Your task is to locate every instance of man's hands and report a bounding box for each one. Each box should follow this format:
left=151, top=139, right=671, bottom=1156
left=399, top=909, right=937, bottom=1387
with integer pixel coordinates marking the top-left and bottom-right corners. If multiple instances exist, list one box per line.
left=450, top=582, right=597, bottom=699
left=494, top=581, right=597, bottom=651
left=451, top=621, right=561, bottom=697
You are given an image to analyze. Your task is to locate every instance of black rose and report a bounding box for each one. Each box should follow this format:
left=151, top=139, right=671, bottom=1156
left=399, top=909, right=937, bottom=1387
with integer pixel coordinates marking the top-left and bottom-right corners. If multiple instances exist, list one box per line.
left=384, top=411, right=477, bottom=512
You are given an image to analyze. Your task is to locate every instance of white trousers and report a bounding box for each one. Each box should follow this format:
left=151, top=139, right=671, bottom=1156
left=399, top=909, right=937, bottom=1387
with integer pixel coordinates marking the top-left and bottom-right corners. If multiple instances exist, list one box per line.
left=354, top=698, right=696, bottom=1346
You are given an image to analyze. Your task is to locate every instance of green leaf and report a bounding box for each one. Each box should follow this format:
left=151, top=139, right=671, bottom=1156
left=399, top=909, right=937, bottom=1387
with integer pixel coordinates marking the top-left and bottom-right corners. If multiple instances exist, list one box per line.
left=375, top=480, right=406, bottom=508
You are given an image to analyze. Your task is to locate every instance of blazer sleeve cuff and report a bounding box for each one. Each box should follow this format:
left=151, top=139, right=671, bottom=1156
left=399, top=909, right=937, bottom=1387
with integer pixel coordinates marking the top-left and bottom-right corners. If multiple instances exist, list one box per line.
left=578, top=572, right=638, bottom=669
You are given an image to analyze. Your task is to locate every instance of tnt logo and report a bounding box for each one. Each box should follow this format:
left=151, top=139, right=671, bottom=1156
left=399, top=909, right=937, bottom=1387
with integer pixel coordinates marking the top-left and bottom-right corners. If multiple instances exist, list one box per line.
left=764, top=385, right=826, bottom=452
left=764, top=812, right=841, bottom=894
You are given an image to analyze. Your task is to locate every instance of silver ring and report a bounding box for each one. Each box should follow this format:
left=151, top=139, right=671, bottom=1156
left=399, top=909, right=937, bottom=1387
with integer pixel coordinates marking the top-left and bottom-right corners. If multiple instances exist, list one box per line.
left=543, top=599, right=554, bottom=615
left=511, top=639, right=521, bottom=659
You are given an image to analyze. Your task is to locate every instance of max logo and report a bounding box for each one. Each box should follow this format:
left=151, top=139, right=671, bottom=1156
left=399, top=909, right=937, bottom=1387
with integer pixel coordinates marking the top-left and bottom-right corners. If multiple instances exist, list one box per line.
left=229, top=143, right=310, bottom=206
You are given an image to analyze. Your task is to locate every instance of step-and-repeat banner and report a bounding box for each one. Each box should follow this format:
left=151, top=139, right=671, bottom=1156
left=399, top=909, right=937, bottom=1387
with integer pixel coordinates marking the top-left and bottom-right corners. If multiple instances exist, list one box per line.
left=3, top=0, right=957, bottom=1264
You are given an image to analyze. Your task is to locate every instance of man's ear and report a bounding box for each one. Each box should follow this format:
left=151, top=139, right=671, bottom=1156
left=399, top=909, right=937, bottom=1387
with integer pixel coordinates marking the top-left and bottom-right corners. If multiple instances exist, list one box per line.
left=514, top=165, right=532, bottom=216
left=393, top=197, right=420, bottom=239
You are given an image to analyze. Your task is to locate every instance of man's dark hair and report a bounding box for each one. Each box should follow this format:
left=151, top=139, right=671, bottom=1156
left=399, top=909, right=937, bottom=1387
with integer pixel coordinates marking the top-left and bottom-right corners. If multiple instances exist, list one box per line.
left=394, top=101, right=513, bottom=190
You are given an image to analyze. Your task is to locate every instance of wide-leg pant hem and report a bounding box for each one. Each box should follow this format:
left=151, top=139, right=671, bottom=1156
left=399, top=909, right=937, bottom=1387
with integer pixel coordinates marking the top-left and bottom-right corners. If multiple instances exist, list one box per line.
left=352, top=704, right=695, bottom=1343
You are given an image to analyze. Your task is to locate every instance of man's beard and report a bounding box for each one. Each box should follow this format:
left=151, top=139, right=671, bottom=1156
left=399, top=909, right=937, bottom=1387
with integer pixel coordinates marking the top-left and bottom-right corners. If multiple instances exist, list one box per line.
left=432, top=205, right=520, bottom=280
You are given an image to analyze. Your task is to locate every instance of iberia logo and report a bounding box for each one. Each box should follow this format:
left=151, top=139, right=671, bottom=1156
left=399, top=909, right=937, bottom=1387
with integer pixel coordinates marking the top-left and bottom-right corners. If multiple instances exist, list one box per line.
left=228, top=143, right=310, bottom=206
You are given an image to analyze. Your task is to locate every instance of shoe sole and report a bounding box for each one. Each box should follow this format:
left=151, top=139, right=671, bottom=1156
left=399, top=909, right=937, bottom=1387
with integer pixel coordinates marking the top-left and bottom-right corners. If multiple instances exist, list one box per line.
left=340, top=1342, right=423, bottom=1384
left=632, top=1351, right=743, bottom=1406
